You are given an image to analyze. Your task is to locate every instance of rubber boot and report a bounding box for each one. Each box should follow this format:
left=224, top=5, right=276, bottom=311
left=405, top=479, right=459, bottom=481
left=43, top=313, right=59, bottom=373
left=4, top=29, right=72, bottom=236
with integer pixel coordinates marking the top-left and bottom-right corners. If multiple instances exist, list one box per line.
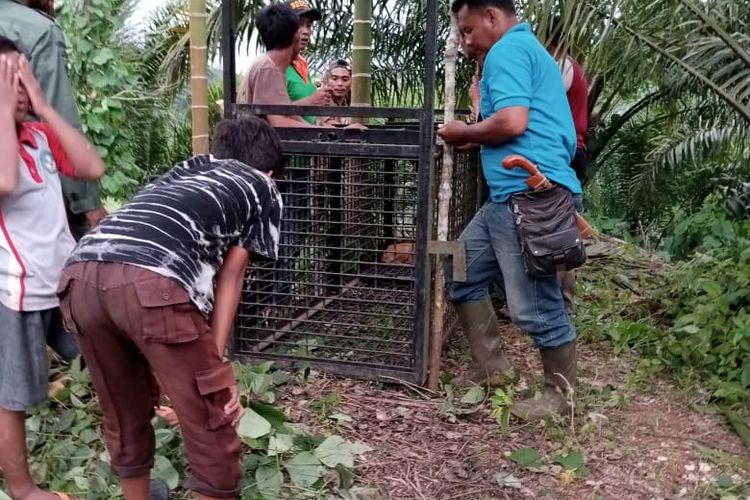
left=453, top=298, right=514, bottom=386
left=511, top=340, right=577, bottom=420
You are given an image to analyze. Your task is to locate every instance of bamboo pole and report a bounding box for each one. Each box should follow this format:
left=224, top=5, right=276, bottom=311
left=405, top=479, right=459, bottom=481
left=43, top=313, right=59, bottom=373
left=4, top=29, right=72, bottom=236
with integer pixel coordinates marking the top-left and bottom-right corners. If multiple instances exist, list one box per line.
left=427, top=18, right=460, bottom=391
left=351, top=0, right=372, bottom=118
left=189, top=0, right=209, bottom=154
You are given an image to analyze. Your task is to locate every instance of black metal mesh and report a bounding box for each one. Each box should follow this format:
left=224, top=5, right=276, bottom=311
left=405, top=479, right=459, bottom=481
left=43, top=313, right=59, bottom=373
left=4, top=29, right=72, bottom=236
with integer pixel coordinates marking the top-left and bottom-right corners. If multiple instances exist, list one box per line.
left=432, top=147, right=482, bottom=337
left=233, top=146, right=481, bottom=382
left=234, top=155, right=420, bottom=378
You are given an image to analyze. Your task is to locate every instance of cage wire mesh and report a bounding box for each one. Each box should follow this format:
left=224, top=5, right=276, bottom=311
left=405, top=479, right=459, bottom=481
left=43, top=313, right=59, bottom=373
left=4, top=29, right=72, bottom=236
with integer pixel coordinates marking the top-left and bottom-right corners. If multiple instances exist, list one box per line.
left=233, top=145, right=481, bottom=382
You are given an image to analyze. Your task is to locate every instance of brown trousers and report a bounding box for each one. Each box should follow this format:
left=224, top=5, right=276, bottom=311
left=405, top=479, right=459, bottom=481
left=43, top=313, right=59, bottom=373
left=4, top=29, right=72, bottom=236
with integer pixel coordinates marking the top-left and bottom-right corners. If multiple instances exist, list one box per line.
left=58, top=262, right=242, bottom=498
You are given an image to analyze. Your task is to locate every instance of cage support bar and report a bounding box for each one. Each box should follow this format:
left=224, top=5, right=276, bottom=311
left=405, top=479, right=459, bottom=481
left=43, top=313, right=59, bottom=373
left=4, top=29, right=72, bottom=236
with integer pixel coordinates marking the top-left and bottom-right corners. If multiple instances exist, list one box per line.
left=428, top=241, right=466, bottom=282
left=251, top=278, right=360, bottom=353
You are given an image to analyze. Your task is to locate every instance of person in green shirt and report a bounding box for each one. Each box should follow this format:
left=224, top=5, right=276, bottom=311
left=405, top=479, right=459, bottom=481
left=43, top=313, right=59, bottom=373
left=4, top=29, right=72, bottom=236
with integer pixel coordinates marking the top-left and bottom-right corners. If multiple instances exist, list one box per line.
left=285, top=0, right=331, bottom=123
left=0, top=0, right=107, bottom=241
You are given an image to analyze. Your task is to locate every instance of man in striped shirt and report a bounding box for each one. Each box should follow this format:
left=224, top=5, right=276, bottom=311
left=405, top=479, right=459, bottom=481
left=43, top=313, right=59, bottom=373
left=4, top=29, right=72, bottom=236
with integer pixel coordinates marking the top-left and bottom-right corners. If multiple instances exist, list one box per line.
left=58, top=117, right=284, bottom=500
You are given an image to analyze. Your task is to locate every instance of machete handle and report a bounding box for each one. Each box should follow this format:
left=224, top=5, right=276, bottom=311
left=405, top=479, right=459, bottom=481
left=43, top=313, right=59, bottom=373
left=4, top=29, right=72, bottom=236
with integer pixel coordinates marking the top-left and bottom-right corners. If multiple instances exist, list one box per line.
left=502, top=154, right=594, bottom=239
left=502, top=154, right=553, bottom=190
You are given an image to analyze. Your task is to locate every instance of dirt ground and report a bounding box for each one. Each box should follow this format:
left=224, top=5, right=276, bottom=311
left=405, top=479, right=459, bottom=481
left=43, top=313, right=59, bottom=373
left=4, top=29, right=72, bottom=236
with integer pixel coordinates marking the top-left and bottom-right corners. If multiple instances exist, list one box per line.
left=278, top=321, right=749, bottom=500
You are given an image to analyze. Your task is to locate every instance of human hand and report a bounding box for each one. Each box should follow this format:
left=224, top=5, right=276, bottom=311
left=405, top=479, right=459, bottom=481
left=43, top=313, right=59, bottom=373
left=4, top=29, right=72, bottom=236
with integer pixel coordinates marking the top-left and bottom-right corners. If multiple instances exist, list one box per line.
left=344, top=122, right=367, bottom=130
left=437, top=120, right=469, bottom=146
left=17, top=56, right=49, bottom=117
left=305, top=86, right=332, bottom=107
left=0, top=55, right=19, bottom=119
left=85, top=206, right=108, bottom=230
left=224, top=383, right=244, bottom=428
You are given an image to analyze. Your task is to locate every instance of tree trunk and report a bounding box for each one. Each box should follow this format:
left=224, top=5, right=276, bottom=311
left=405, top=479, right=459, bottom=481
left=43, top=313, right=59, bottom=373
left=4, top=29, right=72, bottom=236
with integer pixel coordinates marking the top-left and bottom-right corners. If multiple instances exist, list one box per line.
left=351, top=0, right=372, bottom=114
left=189, top=0, right=209, bottom=154
left=427, top=18, right=460, bottom=391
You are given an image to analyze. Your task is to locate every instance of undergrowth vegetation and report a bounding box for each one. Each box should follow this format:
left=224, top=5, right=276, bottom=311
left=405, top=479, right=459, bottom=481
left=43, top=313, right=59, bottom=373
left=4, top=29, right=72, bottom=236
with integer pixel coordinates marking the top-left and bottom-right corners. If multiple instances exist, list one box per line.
left=577, top=193, right=750, bottom=408
left=0, top=361, right=371, bottom=500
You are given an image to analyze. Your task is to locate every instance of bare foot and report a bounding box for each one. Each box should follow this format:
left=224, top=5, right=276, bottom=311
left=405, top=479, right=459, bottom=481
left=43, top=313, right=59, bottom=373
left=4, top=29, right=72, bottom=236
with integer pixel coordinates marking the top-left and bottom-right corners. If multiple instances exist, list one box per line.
left=15, top=487, right=70, bottom=500
left=155, top=405, right=180, bottom=427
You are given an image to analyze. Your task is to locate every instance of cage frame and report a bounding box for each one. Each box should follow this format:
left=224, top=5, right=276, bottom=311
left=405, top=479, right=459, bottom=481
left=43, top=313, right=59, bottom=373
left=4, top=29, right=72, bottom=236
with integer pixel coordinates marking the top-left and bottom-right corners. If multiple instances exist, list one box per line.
left=221, top=0, right=461, bottom=384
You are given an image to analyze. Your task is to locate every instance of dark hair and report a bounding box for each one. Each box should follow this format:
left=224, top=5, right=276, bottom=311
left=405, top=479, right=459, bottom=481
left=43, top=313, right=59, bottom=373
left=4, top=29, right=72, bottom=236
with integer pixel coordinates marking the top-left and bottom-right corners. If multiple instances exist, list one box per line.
left=255, top=4, right=300, bottom=51
left=0, top=36, right=20, bottom=55
left=450, top=0, right=516, bottom=16
left=211, top=118, right=285, bottom=177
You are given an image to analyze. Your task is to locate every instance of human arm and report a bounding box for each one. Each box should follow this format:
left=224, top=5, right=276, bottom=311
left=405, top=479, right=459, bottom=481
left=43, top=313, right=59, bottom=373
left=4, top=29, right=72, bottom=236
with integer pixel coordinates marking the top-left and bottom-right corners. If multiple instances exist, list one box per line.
left=210, top=245, right=250, bottom=356
left=29, top=26, right=104, bottom=219
left=18, top=56, right=104, bottom=180
left=250, top=67, right=318, bottom=127
left=438, top=106, right=528, bottom=146
left=0, top=56, right=19, bottom=197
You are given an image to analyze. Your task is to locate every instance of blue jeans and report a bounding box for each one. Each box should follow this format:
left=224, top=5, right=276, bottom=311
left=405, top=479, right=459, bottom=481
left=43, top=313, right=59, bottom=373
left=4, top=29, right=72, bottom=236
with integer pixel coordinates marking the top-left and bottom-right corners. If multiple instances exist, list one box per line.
left=445, top=201, right=576, bottom=349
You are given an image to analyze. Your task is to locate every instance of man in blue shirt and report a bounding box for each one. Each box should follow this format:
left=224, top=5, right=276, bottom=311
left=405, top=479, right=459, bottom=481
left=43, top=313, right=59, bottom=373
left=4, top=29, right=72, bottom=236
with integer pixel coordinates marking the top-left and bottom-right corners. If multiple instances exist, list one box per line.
left=438, top=0, right=581, bottom=420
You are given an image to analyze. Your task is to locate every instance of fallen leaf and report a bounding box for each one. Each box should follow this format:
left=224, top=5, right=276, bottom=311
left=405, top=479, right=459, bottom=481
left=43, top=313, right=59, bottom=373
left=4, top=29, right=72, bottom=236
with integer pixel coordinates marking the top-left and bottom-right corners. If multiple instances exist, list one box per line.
left=330, top=412, right=353, bottom=423
left=255, top=465, right=282, bottom=497
left=493, top=472, right=522, bottom=489
left=347, top=441, right=373, bottom=456
left=238, top=409, right=271, bottom=440
left=285, top=452, right=324, bottom=487
left=460, top=386, right=486, bottom=404
left=314, top=435, right=354, bottom=468
left=510, top=447, right=543, bottom=468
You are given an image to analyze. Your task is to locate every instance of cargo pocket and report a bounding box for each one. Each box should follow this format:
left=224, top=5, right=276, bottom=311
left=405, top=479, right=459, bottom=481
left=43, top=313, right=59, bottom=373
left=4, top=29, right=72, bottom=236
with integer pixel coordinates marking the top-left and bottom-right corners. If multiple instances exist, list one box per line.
left=56, top=274, right=79, bottom=335
left=134, top=277, right=200, bottom=344
left=195, top=362, right=235, bottom=430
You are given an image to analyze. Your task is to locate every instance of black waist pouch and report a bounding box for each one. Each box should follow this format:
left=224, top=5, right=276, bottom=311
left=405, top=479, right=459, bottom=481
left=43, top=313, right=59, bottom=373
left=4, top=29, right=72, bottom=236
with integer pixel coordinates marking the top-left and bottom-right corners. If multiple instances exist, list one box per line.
left=510, top=186, right=586, bottom=277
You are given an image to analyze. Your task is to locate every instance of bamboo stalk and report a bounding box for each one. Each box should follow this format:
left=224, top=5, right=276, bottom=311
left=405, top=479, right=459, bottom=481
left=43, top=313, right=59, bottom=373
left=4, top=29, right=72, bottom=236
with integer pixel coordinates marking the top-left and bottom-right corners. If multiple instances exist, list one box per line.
left=427, top=18, right=460, bottom=391
left=351, top=0, right=372, bottom=123
left=189, top=0, right=209, bottom=154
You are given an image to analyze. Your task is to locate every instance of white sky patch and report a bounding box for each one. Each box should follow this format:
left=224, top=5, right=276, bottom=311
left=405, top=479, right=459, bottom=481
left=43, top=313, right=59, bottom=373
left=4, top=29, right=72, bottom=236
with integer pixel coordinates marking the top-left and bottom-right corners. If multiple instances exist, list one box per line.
left=127, top=0, right=259, bottom=70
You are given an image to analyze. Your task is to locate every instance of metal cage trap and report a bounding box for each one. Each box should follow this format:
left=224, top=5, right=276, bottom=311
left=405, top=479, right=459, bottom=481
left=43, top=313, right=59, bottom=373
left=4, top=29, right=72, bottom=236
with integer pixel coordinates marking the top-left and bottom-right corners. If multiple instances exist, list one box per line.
left=221, top=0, right=483, bottom=384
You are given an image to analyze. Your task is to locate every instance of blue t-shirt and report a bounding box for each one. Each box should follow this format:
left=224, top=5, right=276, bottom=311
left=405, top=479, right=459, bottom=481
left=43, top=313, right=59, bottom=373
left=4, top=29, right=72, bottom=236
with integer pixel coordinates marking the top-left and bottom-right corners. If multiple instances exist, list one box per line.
left=479, top=23, right=581, bottom=202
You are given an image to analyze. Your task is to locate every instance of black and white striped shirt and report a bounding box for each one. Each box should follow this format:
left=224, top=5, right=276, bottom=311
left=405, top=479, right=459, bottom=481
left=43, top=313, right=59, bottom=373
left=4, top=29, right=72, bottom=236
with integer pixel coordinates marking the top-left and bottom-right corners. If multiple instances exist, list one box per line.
left=67, top=155, right=283, bottom=315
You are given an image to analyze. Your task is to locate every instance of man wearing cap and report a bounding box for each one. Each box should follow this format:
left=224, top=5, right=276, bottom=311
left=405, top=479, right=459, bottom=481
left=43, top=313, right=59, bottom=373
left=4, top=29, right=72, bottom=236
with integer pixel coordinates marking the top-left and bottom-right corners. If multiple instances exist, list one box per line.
left=285, top=0, right=331, bottom=124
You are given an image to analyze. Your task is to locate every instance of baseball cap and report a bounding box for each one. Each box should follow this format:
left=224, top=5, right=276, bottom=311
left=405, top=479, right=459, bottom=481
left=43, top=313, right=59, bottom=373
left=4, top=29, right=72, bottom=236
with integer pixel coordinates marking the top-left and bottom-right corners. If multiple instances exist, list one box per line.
left=286, top=0, right=322, bottom=21
left=327, top=59, right=351, bottom=72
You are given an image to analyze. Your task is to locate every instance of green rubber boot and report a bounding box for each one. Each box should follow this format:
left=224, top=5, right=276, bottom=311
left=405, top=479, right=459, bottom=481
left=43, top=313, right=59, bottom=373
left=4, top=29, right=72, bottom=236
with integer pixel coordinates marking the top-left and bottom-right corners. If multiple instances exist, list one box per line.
left=453, top=298, right=514, bottom=386
left=511, top=340, right=577, bottom=420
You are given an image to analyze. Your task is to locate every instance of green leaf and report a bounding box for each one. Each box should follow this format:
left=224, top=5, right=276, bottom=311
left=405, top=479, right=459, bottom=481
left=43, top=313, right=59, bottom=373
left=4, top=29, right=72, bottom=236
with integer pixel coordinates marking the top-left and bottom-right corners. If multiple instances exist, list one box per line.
left=717, top=473, right=734, bottom=489
left=336, top=464, right=355, bottom=490
left=248, top=401, right=287, bottom=429
left=314, top=435, right=354, bottom=468
left=92, top=48, right=114, bottom=65
left=741, top=364, right=750, bottom=388
left=460, top=386, right=486, bottom=404
left=238, top=408, right=272, bottom=440
left=154, top=428, right=176, bottom=449
left=255, top=465, right=283, bottom=497
left=152, top=455, right=180, bottom=490
left=676, top=324, right=700, bottom=335
left=555, top=449, right=586, bottom=472
left=79, top=428, right=99, bottom=444
left=267, top=434, right=294, bottom=456
left=285, top=452, right=324, bottom=487
left=510, top=447, right=543, bottom=468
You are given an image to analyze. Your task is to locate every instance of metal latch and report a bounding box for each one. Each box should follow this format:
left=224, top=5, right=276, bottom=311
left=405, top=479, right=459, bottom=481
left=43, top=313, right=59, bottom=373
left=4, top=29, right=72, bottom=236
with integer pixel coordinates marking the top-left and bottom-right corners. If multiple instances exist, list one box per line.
left=428, top=241, right=467, bottom=282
